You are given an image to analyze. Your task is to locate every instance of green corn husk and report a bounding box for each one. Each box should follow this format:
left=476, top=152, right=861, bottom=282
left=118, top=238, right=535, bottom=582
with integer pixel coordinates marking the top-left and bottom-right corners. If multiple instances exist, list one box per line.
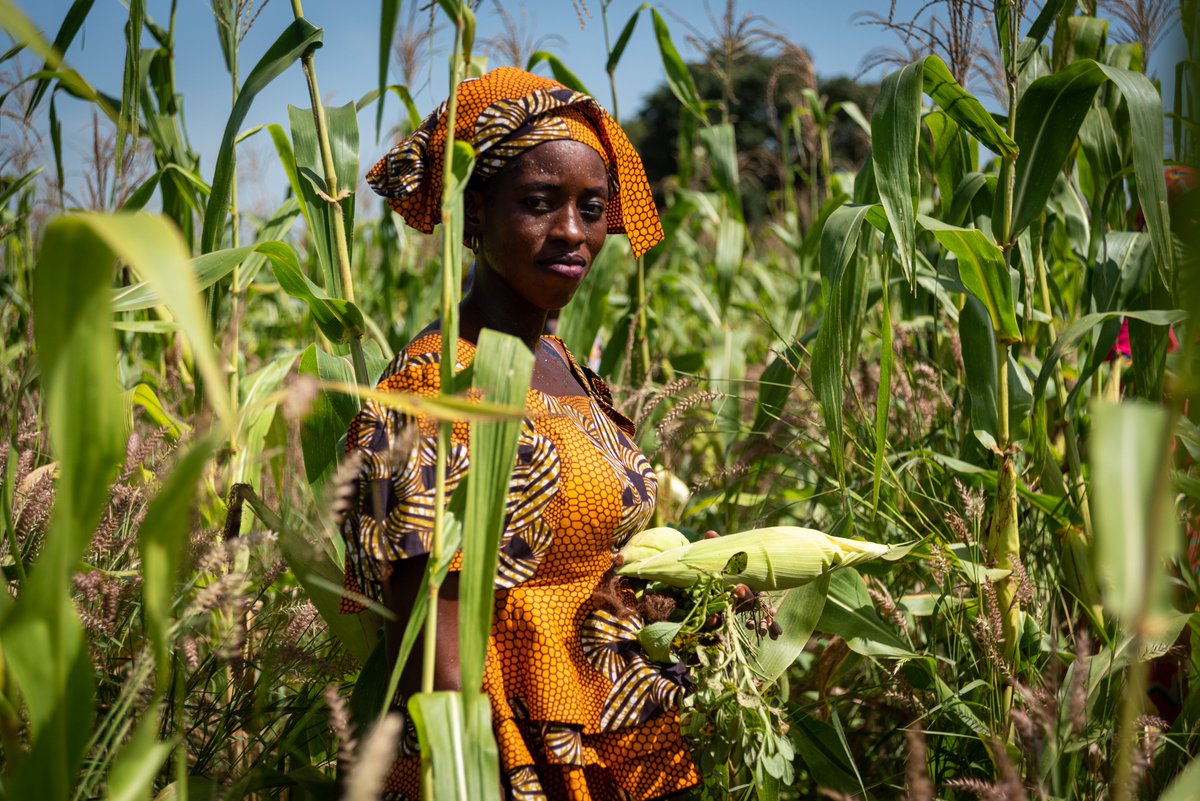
left=617, top=526, right=692, bottom=565
left=616, top=526, right=892, bottom=592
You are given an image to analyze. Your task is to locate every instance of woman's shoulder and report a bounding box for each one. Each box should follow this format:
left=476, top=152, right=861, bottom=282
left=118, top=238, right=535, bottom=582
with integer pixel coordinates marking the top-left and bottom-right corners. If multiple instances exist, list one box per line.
left=376, top=329, right=477, bottom=389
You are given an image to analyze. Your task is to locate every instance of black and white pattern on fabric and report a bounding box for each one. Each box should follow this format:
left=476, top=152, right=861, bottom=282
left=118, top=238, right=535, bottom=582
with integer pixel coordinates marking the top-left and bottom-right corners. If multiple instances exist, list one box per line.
left=579, top=608, right=686, bottom=731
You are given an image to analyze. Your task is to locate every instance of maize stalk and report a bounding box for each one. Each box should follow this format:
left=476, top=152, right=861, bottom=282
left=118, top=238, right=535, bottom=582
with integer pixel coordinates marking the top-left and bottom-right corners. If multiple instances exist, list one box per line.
left=616, top=526, right=893, bottom=592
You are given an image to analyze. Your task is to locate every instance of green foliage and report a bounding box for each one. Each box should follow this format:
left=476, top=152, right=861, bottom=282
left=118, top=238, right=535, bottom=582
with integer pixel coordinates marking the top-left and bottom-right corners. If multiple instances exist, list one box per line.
left=0, top=1, right=1198, bottom=799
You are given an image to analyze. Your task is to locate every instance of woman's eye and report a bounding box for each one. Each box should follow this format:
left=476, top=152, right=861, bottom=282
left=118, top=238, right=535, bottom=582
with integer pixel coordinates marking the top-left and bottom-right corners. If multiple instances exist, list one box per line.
left=523, top=196, right=551, bottom=212
left=582, top=202, right=606, bottom=221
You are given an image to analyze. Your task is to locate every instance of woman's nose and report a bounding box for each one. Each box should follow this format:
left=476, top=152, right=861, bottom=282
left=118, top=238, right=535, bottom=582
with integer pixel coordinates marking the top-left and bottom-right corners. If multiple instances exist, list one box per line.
left=550, top=204, right=586, bottom=246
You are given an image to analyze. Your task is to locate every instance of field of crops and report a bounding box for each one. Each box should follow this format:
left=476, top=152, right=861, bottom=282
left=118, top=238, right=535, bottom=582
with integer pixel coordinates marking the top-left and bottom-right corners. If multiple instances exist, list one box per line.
left=1, top=0, right=1199, bottom=798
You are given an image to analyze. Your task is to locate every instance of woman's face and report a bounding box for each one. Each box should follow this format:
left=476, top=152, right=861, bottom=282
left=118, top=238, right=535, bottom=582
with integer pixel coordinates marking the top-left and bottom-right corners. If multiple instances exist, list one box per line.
left=470, top=139, right=609, bottom=311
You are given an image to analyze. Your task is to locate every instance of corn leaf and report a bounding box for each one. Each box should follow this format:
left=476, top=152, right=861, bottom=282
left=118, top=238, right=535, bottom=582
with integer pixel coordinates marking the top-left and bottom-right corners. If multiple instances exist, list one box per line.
left=1095, top=62, right=1173, bottom=280
left=526, top=51, right=591, bottom=95
left=298, top=344, right=360, bottom=492
left=920, top=215, right=1021, bottom=343
left=139, top=435, right=218, bottom=686
left=376, top=0, right=402, bottom=139
left=756, top=574, right=830, bottom=682
left=80, top=213, right=231, bottom=426
left=1032, top=309, right=1185, bottom=404
left=871, top=59, right=923, bottom=282
left=0, top=215, right=126, bottom=801
left=650, top=9, right=704, bottom=121
left=1089, top=401, right=1179, bottom=627
left=288, top=101, right=359, bottom=294
left=921, top=55, right=1017, bottom=158
left=459, top=331, right=534, bottom=695
left=817, top=569, right=918, bottom=658
left=606, top=3, right=650, bottom=76
left=960, top=294, right=1000, bottom=450
left=106, top=702, right=173, bottom=801
left=408, top=690, right=500, bottom=801
left=20, top=0, right=95, bottom=115
left=200, top=18, right=322, bottom=254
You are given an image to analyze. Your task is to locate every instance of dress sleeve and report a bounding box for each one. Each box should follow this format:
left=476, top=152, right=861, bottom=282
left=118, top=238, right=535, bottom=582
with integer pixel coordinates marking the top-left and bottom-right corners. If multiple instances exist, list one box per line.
left=338, top=343, right=563, bottom=614
left=338, top=349, right=471, bottom=613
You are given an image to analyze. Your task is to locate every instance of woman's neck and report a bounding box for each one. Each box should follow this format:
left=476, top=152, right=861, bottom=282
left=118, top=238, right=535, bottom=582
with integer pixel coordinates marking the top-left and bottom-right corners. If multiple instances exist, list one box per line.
left=459, top=263, right=548, bottom=350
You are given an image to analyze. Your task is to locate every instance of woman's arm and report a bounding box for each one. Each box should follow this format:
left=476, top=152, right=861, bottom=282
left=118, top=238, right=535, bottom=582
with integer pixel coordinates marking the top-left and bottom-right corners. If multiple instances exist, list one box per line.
left=382, top=556, right=463, bottom=694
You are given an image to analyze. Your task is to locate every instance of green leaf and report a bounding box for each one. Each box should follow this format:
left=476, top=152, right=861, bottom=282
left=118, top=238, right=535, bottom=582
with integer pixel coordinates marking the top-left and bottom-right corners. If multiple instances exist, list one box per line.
left=872, top=59, right=923, bottom=281
left=0, top=166, right=42, bottom=208
left=756, top=574, right=830, bottom=681
left=259, top=239, right=365, bottom=342
left=650, top=9, right=704, bottom=120
left=960, top=295, right=999, bottom=450
left=637, top=621, right=682, bottom=664
left=817, top=569, right=917, bottom=658
left=106, top=704, right=172, bottom=801
left=288, top=101, right=359, bottom=294
left=919, top=215, right=1021, bottom=343
left=751, top=341, right=803, bottom=434
left=376, top=0, right=402, bottom=139
left=813, top=203, right=875, bottom=485
left=139, top=435, right=217, bottom=687
left=408, top=691, right=500, bottom=801
left=606, top=3, right=650, bottom=75
left=298, top=345, right=360, bottom=492
left=872, top=258, right=893, bottom=512
left=116, top=0, right=144, bottom=170
left=1089, top=401, right=1179, bottom=627
left=21, top=0, right=95, bottom=115
left=80, top=214, right=231, bottom=426
left=1158, top=753, right=1200, bottom=801
left=113, top=243, right=254, bottom=313
left=200, top=18, right=322, bottom=254
left=556, top=237, right=627, bottom=359
left=1095, top=62, right=1174, bottom=280
left=230, top=352, right=296, bottom=485
left=526, top=51, right=591, bottom=95
left=790, top=711, right=868, bottom=797
left=1008, top=60, right=1107, bottom=242
left=127, top=383, right=189, bottom=440
left=921, top=54, right=1017, bottom=158
left=459, top=331, right=534, bottom=696
left=1031, top=309, right=1185, bottom=404
left=0, top=213, right=128, bottom=801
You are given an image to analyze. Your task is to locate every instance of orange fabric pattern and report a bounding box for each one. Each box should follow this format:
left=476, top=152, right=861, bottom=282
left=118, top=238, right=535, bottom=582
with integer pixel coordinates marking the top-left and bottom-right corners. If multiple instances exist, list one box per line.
left=365, top=67, right=664, bottom=258
left=340, top=333, right=699, bottom=801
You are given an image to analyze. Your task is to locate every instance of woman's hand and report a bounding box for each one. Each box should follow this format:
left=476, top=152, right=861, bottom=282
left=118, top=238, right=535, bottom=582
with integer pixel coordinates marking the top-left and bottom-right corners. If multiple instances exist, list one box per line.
left=703, top=530, right=782, bottom=639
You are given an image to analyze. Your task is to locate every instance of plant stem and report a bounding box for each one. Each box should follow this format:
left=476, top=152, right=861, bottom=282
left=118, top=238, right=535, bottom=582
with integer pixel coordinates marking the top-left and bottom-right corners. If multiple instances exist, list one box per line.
left=422, top=5, right=468, bottom=796
left=290, top=0, right=369, bottom=387
left=601, top=0, right=619, bottom=122
left=228, top=31, right=241, bottom=463
left=988, top=0, right=1022, bottom=714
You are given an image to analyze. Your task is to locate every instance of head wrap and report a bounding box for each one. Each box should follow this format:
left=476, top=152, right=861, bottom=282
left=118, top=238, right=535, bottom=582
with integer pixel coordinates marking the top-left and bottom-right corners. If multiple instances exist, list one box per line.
left=367, top=66, right=663, bottom=257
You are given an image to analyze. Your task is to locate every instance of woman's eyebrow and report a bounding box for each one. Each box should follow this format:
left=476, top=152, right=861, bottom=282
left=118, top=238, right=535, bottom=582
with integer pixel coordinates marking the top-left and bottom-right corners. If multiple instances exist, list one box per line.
left=513, top=179, right=609, bottom=196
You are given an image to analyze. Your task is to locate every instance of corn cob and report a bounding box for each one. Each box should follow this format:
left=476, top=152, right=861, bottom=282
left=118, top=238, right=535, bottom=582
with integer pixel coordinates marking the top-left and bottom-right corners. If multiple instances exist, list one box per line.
left=616, top=526, right=892, bottom=592
left=617, top=526, right=691, bottom=566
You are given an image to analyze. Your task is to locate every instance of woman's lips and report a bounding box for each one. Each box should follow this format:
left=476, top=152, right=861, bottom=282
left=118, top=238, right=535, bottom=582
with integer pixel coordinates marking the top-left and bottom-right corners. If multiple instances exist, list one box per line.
left=540, top=257, right=587, bottom=278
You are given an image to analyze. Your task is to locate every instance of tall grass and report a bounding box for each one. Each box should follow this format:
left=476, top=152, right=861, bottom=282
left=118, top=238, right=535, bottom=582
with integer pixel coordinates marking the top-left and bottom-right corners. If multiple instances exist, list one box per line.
left=0, top=0, right=1197, bottom=798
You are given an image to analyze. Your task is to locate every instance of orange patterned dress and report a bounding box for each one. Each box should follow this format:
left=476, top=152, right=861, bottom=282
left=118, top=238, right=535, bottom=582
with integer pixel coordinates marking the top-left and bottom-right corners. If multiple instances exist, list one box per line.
left=340, top=332, right=700, bottom=801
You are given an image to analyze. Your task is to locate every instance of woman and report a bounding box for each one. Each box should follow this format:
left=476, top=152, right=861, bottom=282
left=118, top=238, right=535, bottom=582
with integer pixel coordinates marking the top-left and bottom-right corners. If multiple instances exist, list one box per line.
left=340, top=67, right=700, bottom=800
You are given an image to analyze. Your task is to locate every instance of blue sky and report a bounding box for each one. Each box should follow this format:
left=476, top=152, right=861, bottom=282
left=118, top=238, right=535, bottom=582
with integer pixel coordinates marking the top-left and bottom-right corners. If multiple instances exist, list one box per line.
left=11, top=1, right=1188, bottom=218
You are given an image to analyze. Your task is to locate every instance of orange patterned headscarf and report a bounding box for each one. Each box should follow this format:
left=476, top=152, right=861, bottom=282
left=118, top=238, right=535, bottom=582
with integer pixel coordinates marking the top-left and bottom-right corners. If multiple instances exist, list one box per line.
left=367, top=67, right=663, bottom=258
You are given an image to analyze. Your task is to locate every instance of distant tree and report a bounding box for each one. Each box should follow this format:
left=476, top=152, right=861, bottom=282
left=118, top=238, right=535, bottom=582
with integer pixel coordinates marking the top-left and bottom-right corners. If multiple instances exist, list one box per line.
left=625, top=56, right=877, bottom=225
